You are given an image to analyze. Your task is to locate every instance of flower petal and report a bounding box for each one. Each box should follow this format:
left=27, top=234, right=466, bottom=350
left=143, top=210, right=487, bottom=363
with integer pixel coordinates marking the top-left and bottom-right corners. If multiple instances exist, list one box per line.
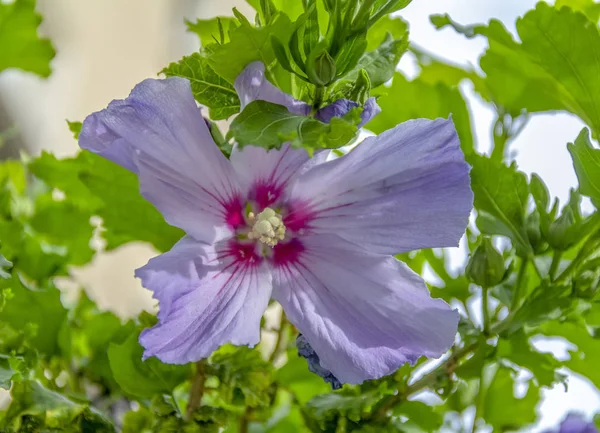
left=137, top=236, right=272, bottom=364
left=230, top=144, right=318, bottom=208
left=558, top=415, right=598, bottom=433
left=360, top=97, right=381, bottom=127
left=314, top=97, right=380, bottom=127
left=272, top=234, right=459, bottom=384
left=287, top=118, right=473, bottom=254
left=234, top=61, right=311, bottom=115
left=80, top=77, right=243, bottom=243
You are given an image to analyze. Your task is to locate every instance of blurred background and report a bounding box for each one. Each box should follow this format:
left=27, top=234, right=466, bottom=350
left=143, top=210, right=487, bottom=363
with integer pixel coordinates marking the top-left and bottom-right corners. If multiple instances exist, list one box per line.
left=0, top=0, right=596, bottom=430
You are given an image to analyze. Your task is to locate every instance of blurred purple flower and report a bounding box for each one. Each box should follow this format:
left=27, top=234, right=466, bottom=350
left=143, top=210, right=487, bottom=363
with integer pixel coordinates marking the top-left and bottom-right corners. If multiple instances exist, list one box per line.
left=79, top=76, right=472, bottom=385
left=234, top=61, right=380, bottom=127
left=551, top=415, right=599, bottom=433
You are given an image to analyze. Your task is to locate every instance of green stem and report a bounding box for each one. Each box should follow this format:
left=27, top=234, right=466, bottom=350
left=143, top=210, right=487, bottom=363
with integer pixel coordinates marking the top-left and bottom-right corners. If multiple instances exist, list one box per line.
left=371, top=318, right=511, bottom=420
left=239, top=407, right=252, bottom=433
left=481, top=287, right=490, bottom=335
left=471, top=363, right=486, bottom=433
left=312, top=85, right=325, bottom=111
left=549, top=251, right=563, bottom=281
left=511, top=258, right=527, bottom=309
left=186, top=361, right=206, bottom=420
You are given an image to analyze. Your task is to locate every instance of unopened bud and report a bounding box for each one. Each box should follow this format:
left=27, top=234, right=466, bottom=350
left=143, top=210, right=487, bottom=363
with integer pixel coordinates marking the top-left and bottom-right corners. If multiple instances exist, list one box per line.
left=307, top=50, right=336, bottom=86
left=466, top=238, right=506, bottom=288
left=526, top=211, right=544, bottom=254
left=548, top=207, right=577, bottom=251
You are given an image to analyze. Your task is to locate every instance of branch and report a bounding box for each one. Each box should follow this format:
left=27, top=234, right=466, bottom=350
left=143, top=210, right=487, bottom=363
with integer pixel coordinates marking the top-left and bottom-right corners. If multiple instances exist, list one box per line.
left=186, top=360, right=206, bottom=420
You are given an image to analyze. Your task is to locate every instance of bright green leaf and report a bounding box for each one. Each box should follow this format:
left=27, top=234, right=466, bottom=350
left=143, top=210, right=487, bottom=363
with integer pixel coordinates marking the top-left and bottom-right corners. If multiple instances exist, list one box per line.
left=186, top=17, right=235, bottom=46
left=556, top=0, right=600, bottom=23
left=435, top=4, right=600, bottom=136
left=161, top=52, right=240, bottom=120
left=208, top=13, right=293, bottom=83
left=343, top=33, right=408, bottom=88
left=470, top=155, right=531, bottom=253
left=3, top=380, right=115, bottom=431
left=367, top=72, right=474, bottom=154
left=483, top=367, right=539, bottom=430
left=0, top=0, right=55, bottom=76
left=568, top=128, right=600, bottom=208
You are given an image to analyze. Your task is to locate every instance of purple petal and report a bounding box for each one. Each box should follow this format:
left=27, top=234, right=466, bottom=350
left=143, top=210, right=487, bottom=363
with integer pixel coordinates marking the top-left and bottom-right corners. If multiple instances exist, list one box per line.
left=234, top=61, right=311, bottom=115
left=559, top=415, right=598, bottom=433
left=287, top=118, right=473, bottom=255
left=314, top=97, right=380, bottom=127
left=229, top=144, right=315, bottom=208
left=359, top=97, right=381, bottom=127
left=79, top=78, right=243, bottom=244
left=137, top=236, right=272, bottom=364
left=272, top=234, right=459, bottom=384
left=315, top=99, right=359, bottom=124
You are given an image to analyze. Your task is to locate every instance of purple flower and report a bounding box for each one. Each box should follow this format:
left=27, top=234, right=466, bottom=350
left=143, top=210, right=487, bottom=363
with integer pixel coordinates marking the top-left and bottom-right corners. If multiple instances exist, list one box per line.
left=552, top=415, right=599, bottom=433
left=79, top=77, right=472, bottom=384
left=234, top=61, right=380, bottom=127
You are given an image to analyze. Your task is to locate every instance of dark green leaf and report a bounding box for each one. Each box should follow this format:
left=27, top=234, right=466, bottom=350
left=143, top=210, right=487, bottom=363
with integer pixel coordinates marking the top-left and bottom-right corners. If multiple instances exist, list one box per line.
left=162, top=52, right=240, bottom=120
left=229, top=100, right=357, bottom=151
left=108, top=328, right=190, bottom=399
left=556, top=0, right=600, bottom=23
left=392, top=400, right=443, bottom=432
left=0, top=0, right=55, bottom=76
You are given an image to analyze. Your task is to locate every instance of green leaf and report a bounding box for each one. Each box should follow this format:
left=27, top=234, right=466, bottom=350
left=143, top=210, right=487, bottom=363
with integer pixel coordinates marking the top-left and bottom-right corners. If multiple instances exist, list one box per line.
left=0, top=275, right=67, bottom=356
left=161, top=52, right=240, bottom=120
left=229, top=100, right=357, bottom=151
left=470, top=155, right=531, bottom=253
left=107, top=328, right=190, bottom=399
left=510, top=283, right=575, bottom=331
left=208, top=13, right=293, bottom=83
left=343, top=33, right=408, bottom=88
left=392, top=401, right=443, bottom=432
left=435, top=4, right=600, bottom=137
left=30, top=151, right=184, bottom=252
left=366, top=16, right=408, bottom=51
left=276, top=348, right=330, bottom=404
left=305, top=388, right=391, bottom=426
left=367, top=72, right=474, bottom=154
left=483, top=367, right=539, bottom=430
left=67, top=120, right=82, bottom=139
left=246, top=0, right=305, bottom=21
left=556, top=0, right=600, bottom=23
left=0, top=0, right=55, bottom=76
left=568, top=128, right=600, bottom=208
left=0, top=252, right=11, bottom=280
left=3, top=380, right=115, bottom=431
left=540, top=320, right=600, bottom=390
left=496, top=331, right=562, bottom=387
left=208, top=345, right=273, bottom=408
left=186, top=17, right=235, bottom=46
left=0, top=355, right=15, bottom=389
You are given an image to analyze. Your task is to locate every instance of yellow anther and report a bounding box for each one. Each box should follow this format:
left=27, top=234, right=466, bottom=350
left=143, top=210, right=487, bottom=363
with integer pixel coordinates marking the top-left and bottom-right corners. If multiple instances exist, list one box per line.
left=248, top=207, right=286, bottom=247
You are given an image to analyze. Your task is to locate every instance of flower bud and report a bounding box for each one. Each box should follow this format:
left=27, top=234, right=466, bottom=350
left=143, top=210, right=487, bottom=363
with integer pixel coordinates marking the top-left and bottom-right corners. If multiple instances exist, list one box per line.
left=526, top=211, right=544, bottom=254
left=348, top=69, right=371, bottom=105
left=548, top=207, right=578, bottom=251
left=574, top=269, right=600, bottom=300
left=466, top=238, right=506, bottom=288
left=307, top=50, right=336, bottom=86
